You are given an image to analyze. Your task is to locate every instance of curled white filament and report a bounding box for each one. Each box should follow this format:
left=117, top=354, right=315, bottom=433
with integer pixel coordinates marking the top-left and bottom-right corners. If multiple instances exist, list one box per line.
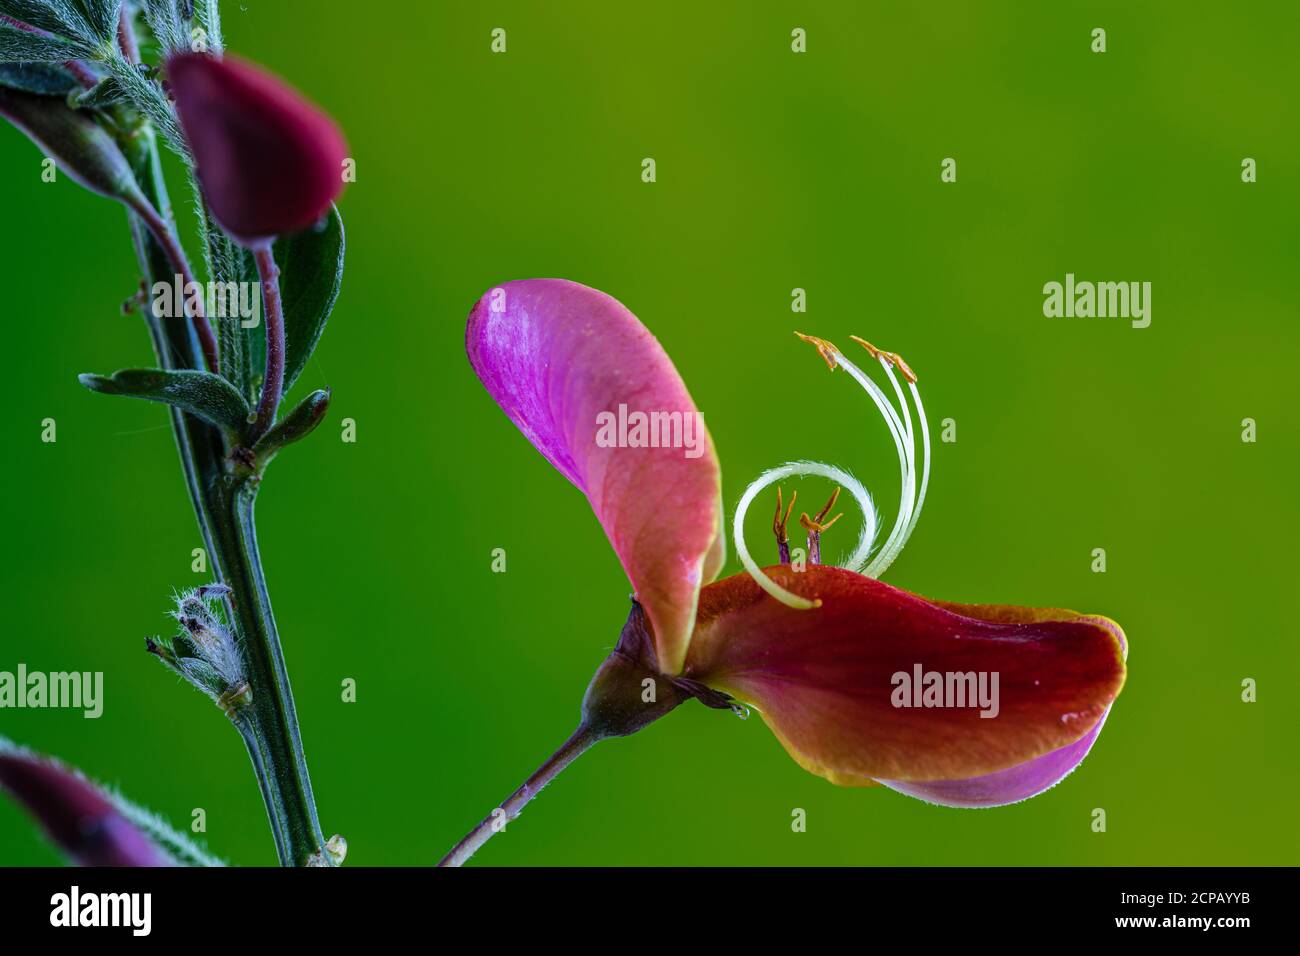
left=733, top=337, right=932, bottom=608
left=733, top=460, right=878, bottom=609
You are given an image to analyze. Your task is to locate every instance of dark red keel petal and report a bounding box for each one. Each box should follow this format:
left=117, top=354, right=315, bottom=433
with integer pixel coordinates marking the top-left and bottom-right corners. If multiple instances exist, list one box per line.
left=874, top=598, right=1128, bottom=806
left=168, top=53, right=348, bottom=243
left=684, top=566, right=1126, bottom=785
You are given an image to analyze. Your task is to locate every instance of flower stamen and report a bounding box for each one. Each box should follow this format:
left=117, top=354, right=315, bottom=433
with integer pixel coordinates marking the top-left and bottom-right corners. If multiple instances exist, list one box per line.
left=772, top=486, right=797, bottom=564
left=733, top=330, right=931, bottom=606
left=847, top=337, right=930, bottom=576
left=793, top=331, right=840, bottom=371
left=734, top=461, right=876, bottom=610
left=799, top=486, right=843, bottom=565
left=850, top=335, right=917, bottom=384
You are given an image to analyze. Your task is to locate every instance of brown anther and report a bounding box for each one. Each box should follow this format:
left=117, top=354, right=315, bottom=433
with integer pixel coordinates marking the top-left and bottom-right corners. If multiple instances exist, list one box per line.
left=850, top=335, right=917, bottom=383
left=813, top=485, right=840, bottom=522
left=800, top=486, right=843, bottom=566
left=794, top=331, right=841, bottom=371
left=772, top=486, right=797, bottom=543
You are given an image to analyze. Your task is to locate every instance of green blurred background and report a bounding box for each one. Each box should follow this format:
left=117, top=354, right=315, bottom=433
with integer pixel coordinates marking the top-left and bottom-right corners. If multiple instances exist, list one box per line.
left=2, top=1, right=1297, bottom=866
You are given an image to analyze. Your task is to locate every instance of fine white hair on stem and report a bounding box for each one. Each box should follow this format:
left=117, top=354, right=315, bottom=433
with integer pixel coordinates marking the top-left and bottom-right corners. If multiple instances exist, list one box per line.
left=735, top=335, right=931, bottom=606
left=734, top=461, right=879, bottom=609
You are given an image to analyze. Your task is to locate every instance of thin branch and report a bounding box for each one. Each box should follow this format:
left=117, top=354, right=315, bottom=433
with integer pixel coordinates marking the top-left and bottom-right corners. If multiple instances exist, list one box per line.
left=126, top=191, right=220, bottom=374
left=117, top=3, right=140, bottom=63
left=438, top=726, right=601, bottom=867
left=250, top=243, right=285, bottom=440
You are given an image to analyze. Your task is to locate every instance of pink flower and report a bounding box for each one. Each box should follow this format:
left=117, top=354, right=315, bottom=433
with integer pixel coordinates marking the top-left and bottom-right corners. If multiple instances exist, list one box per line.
left=466, top=279, right=1127, bottom=806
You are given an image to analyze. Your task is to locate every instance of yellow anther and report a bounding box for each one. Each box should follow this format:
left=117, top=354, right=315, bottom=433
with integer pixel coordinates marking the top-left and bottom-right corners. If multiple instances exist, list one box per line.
left=794, top=331, right=841, bottom=371
left=799, top=511, right=844, bottom=533
left=799, top=486, right=844, bottom=532
left=850, top=335, right=917, bottom=383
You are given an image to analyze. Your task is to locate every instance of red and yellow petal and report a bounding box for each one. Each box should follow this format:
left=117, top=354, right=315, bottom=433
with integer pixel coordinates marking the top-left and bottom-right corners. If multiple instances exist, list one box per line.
left=683, top=565, right=1126, bottom=785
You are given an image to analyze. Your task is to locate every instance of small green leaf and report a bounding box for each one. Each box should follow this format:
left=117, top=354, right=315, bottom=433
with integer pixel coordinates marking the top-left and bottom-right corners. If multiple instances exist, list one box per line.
left=0, top=1, right=83, bottom=38
left=0, top=20, right=81, bottom=61
left=208, top=214, right=253, bottom=401
left=232, top=208, right=343, bottom=406
left=0, top=1, right=121, bottom=41
left=225, top=210, right=345, bottom=406
left=79, top=367, right=252, bottom=436
left=68, top=74, right=124, bottom=108
left=141, top=0, right=187, bottom=56
left=77, top=0, right=122, bottom=39
left=252, top=388, right=330, bottom=463
left=266, top=204, right=344, bottom=396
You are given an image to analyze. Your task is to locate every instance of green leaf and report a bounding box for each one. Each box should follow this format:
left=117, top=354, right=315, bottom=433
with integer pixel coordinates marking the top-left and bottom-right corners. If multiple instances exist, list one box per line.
left=260, top=205, right=345, bottom=397
left=0, top=1, right=123, bottom=42
left=230, top=208, right=344, bottom=407
left=252, top=388, right=330, bottom=463
left=195, top=0, right=222, bottom=53
left=214, top=229, right=258, bottom=405
left=0, top=61, right=79, bottom=95
left=0, top=1, right=82, bottom=38
left=142, top=0, right=187, bottom=56
left=76, top=0, right=122, bottom=38
left=79, top=367, right=252, bottom=436
left=68, top=74, right=124, bottom=108
left=0, top=20, right=81, bottom=61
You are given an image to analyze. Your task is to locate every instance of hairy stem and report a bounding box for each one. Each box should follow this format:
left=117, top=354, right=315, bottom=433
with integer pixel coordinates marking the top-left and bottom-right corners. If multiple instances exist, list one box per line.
left=127, top=191, right=220, bottom=374
left=123, top=124, right=324, bottom=867
left=438, top=726, right=602, bottom=867
left=217, top=481, right=323, bottom=864
left=250, top=242, right=285, bottom=441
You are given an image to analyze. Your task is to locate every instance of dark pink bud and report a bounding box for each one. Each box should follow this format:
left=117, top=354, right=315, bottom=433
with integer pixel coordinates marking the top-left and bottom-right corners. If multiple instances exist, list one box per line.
left=0, top=749, right=170, bottom=866
left=168, top=52, right=348, bottom=243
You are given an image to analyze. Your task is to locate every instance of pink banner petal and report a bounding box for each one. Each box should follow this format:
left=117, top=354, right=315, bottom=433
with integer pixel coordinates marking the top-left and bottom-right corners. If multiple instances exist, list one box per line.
left=466, top=279, right=723, bottom=673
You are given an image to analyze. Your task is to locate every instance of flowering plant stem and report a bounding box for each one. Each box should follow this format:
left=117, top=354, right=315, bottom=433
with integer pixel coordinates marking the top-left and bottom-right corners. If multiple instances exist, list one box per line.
left=215, top=483, right=324, bottom=865
left=125, top=193, right=220, bottom=375
left=125, top=127, right=324, bottom=866
left=437, top=726, right=601, bottom=867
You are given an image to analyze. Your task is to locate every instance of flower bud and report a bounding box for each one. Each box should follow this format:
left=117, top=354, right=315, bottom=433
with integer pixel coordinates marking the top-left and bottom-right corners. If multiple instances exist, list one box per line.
left=149, top=584, right=250, bottom=716
left=0, top=85, right=144, bottom=204
left=167, top=52, right=348, bottom=243
left=0, top=741, right=170, bottom=866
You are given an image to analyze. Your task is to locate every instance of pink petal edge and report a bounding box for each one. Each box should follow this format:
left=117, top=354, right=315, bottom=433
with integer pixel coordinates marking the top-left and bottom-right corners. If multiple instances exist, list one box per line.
left=878, top=623, right=1127, bottom=807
